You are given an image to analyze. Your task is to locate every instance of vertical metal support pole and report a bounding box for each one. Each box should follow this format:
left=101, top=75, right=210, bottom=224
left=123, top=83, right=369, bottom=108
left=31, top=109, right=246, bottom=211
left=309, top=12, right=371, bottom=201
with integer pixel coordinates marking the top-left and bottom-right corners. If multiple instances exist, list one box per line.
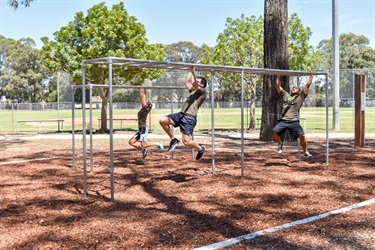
left=82, top=64, right=88, bottom=198
left=12, top=103, right=15, bottom=132
left=191, top=76, right=195, bottom=160
left=352, top=72, right=355, bottom=130
left=297, top=139, right=301, bottom=162
left=72, top=85, right=76, bottom=170
left=147, top=88, right=152, bottom=131
left=109, top=59, right=115, bottom=202
left=297, top=76, right=301, bottom=162
left=361, top=75, right=366, bottom=146
left=89, top=85, right=93, bottom=172
left=240, top=69, right=245, bottom=176
left=171, top=91, right=175, bottom=159
left=57, top=72, right=60, bottom=120
left=191, top=132, right=195, bottom=160
left=300, top=77, right=306, bottom=162
left=210, top=71, right=215, bottom=175
left=325, top=74, right=330, bottom=165
left=332, top=0, right=340, bottom=130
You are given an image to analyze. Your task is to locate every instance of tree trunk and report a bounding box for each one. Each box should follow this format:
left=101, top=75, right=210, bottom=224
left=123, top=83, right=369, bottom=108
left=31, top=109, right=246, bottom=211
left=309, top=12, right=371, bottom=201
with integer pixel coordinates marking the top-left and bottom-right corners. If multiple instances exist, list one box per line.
left=98, top=88, right=109, bottom=133
left=100, top=98, right=108, bottom=132
left=260, top=0, right=289, bottom=141
left=248, top=83, right=256, bottom=130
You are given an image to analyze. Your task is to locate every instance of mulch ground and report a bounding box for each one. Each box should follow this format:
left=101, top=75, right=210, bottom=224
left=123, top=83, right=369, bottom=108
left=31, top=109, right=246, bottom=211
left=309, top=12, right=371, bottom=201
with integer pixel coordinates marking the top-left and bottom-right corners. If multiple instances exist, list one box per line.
left=0, top=133, right=374, bottom=249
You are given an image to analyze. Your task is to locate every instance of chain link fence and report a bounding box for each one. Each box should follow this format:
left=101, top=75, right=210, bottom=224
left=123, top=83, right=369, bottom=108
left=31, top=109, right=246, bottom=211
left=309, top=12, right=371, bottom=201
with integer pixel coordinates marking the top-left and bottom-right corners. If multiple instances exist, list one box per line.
left=1, top=69, right=374, bottom=133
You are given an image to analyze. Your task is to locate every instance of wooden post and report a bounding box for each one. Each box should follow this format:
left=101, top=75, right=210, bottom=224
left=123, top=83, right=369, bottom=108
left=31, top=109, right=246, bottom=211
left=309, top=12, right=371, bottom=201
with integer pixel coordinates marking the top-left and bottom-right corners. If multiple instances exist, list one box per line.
left=354, top=74, right=366, bottom=147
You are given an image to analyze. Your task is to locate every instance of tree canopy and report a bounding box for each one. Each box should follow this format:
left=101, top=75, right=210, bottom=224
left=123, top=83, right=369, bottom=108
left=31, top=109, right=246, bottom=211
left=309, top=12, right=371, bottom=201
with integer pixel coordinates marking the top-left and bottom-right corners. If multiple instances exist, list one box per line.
left=316, top=32, right=375, bottom=71
left=40, top=2, right=164, bottom=85
left=201, top=14, right=264, bottom=99
left=288, top=13, right=317, bottom=70
left=0, top=37, right=48, bottom=102
left=200, top=11, right=315, bottom=131
left=315, top=32, right=375, bottom=99
left=40, top=2, right=165, bottom=131
left=164, top=41, right=203, bottom=63
left=152, top=41, right=203, bottom=102
left=8, top=0, right=33, bottom=9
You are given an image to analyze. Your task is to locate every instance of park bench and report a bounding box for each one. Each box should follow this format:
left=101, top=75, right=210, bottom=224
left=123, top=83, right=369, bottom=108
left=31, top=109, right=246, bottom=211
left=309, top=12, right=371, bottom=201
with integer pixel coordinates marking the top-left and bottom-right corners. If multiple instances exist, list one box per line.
left=97, top=118, right=138, bottom=131
left=17, top=119, right=65, bottom=133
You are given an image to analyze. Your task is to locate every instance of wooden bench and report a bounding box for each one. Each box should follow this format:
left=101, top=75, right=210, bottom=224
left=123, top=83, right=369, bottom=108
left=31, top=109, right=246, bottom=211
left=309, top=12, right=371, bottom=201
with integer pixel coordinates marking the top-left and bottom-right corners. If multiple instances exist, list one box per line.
left=17, top=119, right=65, bottom=133
left=256, top=117, right=306, bottom=130
left=74, top=104, right=98, bottom=109
left=98, top=118, right=138, bottom=131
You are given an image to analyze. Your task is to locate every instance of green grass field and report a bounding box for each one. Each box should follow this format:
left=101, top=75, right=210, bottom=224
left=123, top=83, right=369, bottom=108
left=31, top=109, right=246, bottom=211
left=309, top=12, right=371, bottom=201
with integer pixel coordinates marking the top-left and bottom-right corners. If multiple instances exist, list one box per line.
left=1, top=107, right=374, bottom=134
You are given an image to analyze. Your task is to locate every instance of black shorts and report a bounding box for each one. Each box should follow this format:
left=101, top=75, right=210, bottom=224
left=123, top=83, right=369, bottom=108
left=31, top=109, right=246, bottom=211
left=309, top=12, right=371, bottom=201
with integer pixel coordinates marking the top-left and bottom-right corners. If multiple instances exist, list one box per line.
left=272, top=120, right=304, bottom=139
left=168, top=112, right=196, bottom=136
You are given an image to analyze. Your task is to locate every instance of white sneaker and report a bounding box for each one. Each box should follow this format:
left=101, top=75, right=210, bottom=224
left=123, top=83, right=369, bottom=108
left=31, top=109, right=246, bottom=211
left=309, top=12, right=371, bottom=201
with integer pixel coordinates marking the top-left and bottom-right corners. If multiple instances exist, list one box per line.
left=157, top=142, right=164, bottom=151
left=277, top=142, right=283, bottom=154
left=304, top=151, right=312, bottom=158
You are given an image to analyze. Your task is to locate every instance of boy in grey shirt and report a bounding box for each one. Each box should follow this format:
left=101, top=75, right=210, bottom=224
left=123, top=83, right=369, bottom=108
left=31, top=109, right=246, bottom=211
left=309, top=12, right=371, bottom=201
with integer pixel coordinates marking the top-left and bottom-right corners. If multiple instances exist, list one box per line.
left=159, top=67, right=207, bottom=160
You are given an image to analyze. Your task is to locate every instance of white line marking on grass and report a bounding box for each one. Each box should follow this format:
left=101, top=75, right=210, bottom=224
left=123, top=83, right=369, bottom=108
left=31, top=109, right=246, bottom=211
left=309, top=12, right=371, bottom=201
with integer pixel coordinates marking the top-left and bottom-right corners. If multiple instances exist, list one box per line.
left=0, top=156, right=61, bottom=165
left=195, top=198, right=375, bottom=250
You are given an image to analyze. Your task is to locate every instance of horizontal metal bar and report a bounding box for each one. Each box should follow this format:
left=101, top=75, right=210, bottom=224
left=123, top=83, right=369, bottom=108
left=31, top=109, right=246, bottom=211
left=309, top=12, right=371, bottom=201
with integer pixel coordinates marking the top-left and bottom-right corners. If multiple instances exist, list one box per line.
left=71, top=84, right=186, bottom=89
left=82, top=57, right=327, bottom=76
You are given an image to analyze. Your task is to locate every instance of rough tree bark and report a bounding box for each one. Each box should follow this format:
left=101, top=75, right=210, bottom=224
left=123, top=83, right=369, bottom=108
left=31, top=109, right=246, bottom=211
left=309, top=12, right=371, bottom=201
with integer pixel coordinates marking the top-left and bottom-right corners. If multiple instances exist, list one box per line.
left=248, top=83, right=256, bottom=130
left=260, top=0, right=289, bottom=141
left=98, top=88, right=109, bottom=133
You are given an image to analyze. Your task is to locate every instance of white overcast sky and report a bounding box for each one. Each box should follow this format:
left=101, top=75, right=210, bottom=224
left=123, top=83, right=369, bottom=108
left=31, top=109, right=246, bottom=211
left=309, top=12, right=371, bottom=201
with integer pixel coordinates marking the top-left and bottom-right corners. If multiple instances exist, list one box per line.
left=1, top=0, right=374, bottom=49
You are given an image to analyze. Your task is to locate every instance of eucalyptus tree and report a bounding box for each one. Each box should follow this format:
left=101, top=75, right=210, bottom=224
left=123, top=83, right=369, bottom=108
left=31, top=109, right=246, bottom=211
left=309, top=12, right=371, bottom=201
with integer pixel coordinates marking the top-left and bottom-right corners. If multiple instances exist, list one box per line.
left=261, top=0, right=289, bottom=141
left=316, top=32, right=375, bottom=99
left=200, top=11, right=314, bottom=131
left=164, top=41, right=202, bottom=63
left=201, top=14, right=264, bottom=129
left=149, top=41, right=203, bottom=104
left=1, top=38, right=48, bottom=102
left=40, top=2, right=165, bottom=131
left=0, top=36, right=14, bottom=98
left=8, top=0, right=33, bottom=9
left=288, top=13, right=317, bottom=70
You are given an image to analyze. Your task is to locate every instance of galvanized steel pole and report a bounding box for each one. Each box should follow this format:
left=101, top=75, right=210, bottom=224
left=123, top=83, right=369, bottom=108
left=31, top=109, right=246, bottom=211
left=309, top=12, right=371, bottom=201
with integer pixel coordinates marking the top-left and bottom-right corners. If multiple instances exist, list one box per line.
left=332, top=0, right=340, bottom=130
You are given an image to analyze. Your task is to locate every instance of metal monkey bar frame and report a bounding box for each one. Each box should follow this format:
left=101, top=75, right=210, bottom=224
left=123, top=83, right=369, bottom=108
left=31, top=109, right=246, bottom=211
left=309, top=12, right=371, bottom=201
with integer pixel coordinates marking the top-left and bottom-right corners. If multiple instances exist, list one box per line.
left=77, top=57, right=328, bottom=201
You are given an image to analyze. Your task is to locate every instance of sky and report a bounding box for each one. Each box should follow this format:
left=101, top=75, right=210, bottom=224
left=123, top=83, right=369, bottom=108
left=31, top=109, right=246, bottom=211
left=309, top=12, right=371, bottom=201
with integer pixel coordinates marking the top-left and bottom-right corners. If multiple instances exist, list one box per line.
left=0, top=0, right=375, bottom=50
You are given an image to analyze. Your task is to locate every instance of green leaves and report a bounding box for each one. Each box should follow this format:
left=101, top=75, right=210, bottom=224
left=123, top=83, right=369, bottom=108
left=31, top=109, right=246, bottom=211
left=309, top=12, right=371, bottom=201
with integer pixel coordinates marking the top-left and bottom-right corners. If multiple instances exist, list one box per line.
left=1, top=37, right=48, bottom=102
left=288, top=13, right=316, bottom=71
left=201, top=14, right=264, bottom=101
left=7, top=0, right=33, bottom=9
left=40, top=2, right=165, bottom=85
left=316, top=32, right=375, bottom=99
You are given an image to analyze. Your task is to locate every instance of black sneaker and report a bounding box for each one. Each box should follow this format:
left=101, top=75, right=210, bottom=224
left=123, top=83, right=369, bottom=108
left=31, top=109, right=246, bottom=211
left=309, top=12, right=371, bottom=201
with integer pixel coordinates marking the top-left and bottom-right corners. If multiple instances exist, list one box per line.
left=196, top=145, right=206, bottom=160
left=168, top=138, right=180, bottom=152
left=277, top=141, right=283, bottom=154
left=142, top=148, right=148, bottom=159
